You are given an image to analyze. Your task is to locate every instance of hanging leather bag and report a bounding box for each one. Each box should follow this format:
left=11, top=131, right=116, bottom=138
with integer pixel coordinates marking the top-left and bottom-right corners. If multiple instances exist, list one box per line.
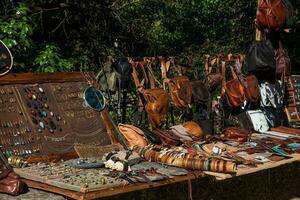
left=245, top=30, right=276, bottom=81
left=204, top=55, right=222, bottom=92
left=256, top=0, right=288, bottom=30
left=234, top=56, right=260, bottom=103
left=131, top=61, right=169, bottom=127
left=221, top=61, right=246, bottom=107
left=161, top=58, right=193, bottom=109
left=191, top=80, right=210, bottom=104
left=275, top=41, right=291, bottom=76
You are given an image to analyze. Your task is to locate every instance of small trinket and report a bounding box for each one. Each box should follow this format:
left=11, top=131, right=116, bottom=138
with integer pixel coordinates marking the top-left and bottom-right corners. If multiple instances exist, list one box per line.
left=50, top=111, right=54, bottom=117
left=39, top=121, right=45, bottom=129
left=42, top=111, right=47, bottom=117
left=39, top=87, right=44, bottom=93
left=32, top=94, right=37, bottom=100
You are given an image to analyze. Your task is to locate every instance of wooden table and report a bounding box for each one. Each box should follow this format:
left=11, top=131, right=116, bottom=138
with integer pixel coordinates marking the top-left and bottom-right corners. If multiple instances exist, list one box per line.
left=15, top=153, right=300, bottom=200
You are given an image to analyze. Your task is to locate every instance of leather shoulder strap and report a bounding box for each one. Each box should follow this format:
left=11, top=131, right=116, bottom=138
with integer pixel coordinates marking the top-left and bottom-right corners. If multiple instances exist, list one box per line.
left=221, top=61, right=226, bottom=97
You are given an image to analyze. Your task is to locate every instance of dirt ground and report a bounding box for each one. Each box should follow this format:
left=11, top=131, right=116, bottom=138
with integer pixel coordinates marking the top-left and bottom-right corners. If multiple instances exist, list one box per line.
left=0, top=162, right=299, bottom=200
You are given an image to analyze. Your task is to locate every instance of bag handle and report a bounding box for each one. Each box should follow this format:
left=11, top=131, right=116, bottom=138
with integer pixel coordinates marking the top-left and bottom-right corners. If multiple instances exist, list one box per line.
left=221, top=61, right=226, bottom=98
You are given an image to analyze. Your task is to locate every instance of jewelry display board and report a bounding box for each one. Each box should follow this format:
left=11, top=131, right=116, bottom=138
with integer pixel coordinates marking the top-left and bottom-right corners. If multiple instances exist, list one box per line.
left=0, top=72, right=111, bottom=157
left=285, top=76, right=300, bottom=128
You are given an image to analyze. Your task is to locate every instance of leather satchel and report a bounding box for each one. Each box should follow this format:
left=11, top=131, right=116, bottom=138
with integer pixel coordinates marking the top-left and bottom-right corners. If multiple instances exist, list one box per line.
left=191, top=80, right=210, bottom=104
left=245, top=38, right=276, bottom=82
left=118, top=124, right=148, bottom=149
left=131, top=61, right=169, bottom=127
left=0, top=163, right=24, bottom=196
left=221, top=127, right=250, bottom=142
left=204, top=55, right=222, bottom=92
left=221, top=61, right=246, bottom=107
left=275, top=41, right=291, bottom=76
left=256, top=0, right=287, bottom=30
left=143, top=88, right=169, bottom=127
left=168, top=76, right=193, bottom=108
left=242, top=75, right=260, bottom=103
left=152, top=128, right=182, bottom=146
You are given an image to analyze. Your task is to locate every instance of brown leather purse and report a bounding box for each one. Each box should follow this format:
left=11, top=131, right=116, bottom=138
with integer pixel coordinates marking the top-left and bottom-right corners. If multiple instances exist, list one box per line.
left=118, top=124, right=148, bottom=149
left=168, top=76, right=192, bottom=108
left=220, top=127, right=250, bottom=142
left=221, top=61, right=246, bottom=107
left=256, top=0, right=287, bottom=30
left=204, top=55, right=222, bottom=92
left=275, top=41, right=291, bottom=76
left=191, top=80, right=210, bottom=104
left=131, top=60, right=169, bottom=127
left=161, top=57, right=192, bottom=108
left=152, top=128, right=182, bottom=146
left=0, top=162, right=24, bottom=196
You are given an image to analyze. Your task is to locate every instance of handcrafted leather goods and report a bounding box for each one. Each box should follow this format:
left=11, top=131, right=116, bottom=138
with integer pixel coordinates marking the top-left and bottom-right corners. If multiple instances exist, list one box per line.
left=204, top=55, right=222, bottom=92
left=191, top=80, right=210, bottom=104
left=282, top=0, right=294, bottom=28
left=256, top=0, right=287, bottom=30
left=245, top=39, right=276, bottom=81
left=183, top=121, right=204, bottom=139
left=152, top=128, right=182, bottom=146
left=0, top=163, right=24, bottom=195
left=131, top=60, right=169, bottom=127
left=275, top=41, right=291, bottom=76
left=135, top=145, right=236, bottom=173
left=138, top=126, right=162, bottom=145
left=221, top=127, right=250, bottom=143
left=143, top=88, right=169, bottom=127
left=170, top=125, right=193, bottom=142
left=271, top=126, right=300, bottom=136
left=0, top=40, right=13, bottom=76
left=242, top=75, right=260, bottom=103
left=118, top=124, right=148, bottom=149
left=168, top=76, right=193, bottom=108
left=247, top=110, right=270, bottom=132
left=113, top=57, right=132, bottom=90
left=221, top=61, right=246, bottom=107
left=259, top=81, right=284, bottom=109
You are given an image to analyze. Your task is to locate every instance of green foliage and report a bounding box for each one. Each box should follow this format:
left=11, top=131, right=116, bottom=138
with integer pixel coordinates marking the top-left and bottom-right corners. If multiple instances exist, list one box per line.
left=34, top=44, right=75, bottom=72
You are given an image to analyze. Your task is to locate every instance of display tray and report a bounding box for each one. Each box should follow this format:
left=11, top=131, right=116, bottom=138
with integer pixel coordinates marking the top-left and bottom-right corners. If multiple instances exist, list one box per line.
left=0, top=72, right=111, bottom=158
left=19, top=172, right=203, bottom=200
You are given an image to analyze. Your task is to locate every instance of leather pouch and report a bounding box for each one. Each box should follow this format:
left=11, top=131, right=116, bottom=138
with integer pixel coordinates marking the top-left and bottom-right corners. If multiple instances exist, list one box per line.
left=191, top=80, right=210, bottom=104
left=221, top=61, right=246, bottom=107
left=221, top=127, right=250, bottom=142
left=118, top=124, right=148, bottom=149
left=243, top=74, right=260, bottom=103
left=168, top=76, right=193, bottom=108
left=256, top=0, right=287, bottom=30
left=0, top=164, right=24, bottom=196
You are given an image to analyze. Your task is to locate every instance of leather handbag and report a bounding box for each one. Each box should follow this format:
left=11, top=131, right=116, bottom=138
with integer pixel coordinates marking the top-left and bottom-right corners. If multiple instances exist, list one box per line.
left=245, top=37, right=276, bottom=82
left=160, top=57, right=192, bottom=108
left=204, top=55, right=222, bottom=92
left=152, top=128, right=182, bottom=146
left=191, top=80, right=210, bottom=104
left=275, top=41, right=291, bottom=76
left=168, top=76, right=193, bottom=108
left=259, top=81, right=284, bottom=109
left=221, top=61, right=246, bottom=107
left=131, top=60, right=169, bottom=127
left=0, top=163, right=24, bottom=196
left=183, top=121, right=204, bottom=139
left=221, top=127, right=250, bottom=142
left=118, top=124, right=148, bottom=149
left=256, top=0, right=287, bottom=30
left=242, top=75, right=260, bottom=103
left=282, top=0, right=294, bottom=28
